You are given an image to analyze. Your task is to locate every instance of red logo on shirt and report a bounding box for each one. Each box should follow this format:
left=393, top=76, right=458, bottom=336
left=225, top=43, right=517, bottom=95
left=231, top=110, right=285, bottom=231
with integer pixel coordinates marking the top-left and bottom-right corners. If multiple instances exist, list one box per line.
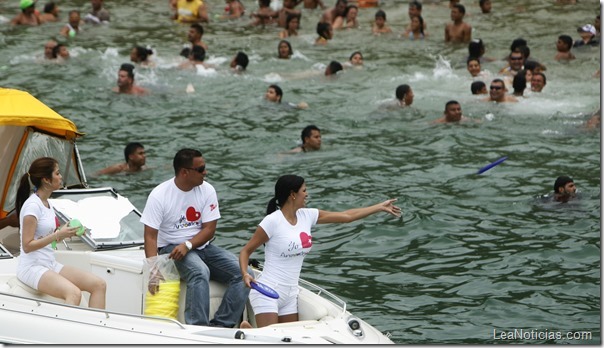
left=185, top=207, right=201, bottom=222
left=210, top=204, right=217, bottom=211
left=299, top=232, right=312, bottom=248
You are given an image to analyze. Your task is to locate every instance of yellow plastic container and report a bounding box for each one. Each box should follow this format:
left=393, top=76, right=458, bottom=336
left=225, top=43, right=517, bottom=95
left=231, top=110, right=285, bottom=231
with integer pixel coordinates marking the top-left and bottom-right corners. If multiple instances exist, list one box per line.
left=144, top=280, right=180, bottom=320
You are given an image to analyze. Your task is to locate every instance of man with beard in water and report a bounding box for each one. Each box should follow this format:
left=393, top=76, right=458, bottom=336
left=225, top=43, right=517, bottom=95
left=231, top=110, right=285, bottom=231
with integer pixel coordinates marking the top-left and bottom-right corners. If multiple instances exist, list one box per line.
left=553, top=176, right=577, bottom=203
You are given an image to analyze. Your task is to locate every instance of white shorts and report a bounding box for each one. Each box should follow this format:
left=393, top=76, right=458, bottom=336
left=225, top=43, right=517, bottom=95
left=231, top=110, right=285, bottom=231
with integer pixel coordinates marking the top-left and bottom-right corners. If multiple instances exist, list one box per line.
left=17, top=260, right=64, bottom=290
left=249, top=281, right=300, bottom=316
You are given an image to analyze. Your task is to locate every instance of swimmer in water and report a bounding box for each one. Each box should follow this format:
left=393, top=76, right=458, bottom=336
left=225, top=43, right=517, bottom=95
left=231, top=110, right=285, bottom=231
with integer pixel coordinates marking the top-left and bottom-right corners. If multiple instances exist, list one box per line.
left=130, top=46, right=155, bottom=67
left=230, top=51, right=249, bottom=72
left=277, top=40, right=293, bottom=59
left=372, top=10, right=392, bottom=35
left=483, top=79, right=517, bottom=103
left=432, top=100, right=475, bottom=124
left=315, top=22, right=333, bottom=45
left=112, top=63, right=149, bottom=95
left=552, top=176, right=577, bottom=203
left=279, top=13, right=300, bottom=38
left=59, top=10, right=82, bottom=37
left=265, top=84, right=308, bottom=109
left=471, top=81, right=487, bottom=95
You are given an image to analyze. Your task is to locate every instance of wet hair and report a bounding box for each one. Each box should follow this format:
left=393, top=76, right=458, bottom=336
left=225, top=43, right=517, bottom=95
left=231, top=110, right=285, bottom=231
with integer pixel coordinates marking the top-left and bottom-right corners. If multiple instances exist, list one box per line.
left=466, top=56, right=480, bottom=66
left=470, top=81, right=486, bottom=95
left=344, top=5, right=358, bottom=17
left=234, top=51, right=249, bottom=70
left=266, top=175, right=305, bottom=215
left=554, top=176, right=573, bottom=193
left=512, top=73, right=526, bottom=94
left=285, top=13, right=301, bottom=29
left=68, top=10, right=80, bottom=18
left=445, top=100, right=460, bottom=111
left=523, top=60, right=540, bottom=72
left=190, top=45, right=206, bottom=62
left=51, top=44, right=66, bottom=58
left=452, top=4, right=465, bottom=14
left=409, top=0, right=422, bottom=11
left=395, top=84, right=411, bottom=101
left=124, top=142, right=144, bottom=163
left=514, top=45, right=530, bottom=60
left=44, top=2, right=56, bottom=14
left=133, top=46, right=153, bottom=62
left=532, top=72, right=546, bottom=85
left=375, top=9, right=386, bottom=20
left=510, top=38, right=527, bottom=52
left=479, top=0, right=489, bottom=6
left=259, top=0, right=271, bottom=7
left=316, top=22, right=331, bottom=39
left=491, top=78, right=505, bottom=86
left=335, top=0, right=348, bottom=7
left=301, top=125, right=320, bottom=144
left=191, top=23, right=204, bottom=36
left=278, top=40, right=293, bottom=58
left=16, top=157, right=58, bottom=216
left=415, top=15, right=425, bottom=35
left=349, top=51, right=362, bottom=61
left=268, top=84, right=283, bottom=102
left=173, top=148, right=202, bottom=176
left=558, top=35, right=573, bottom=50
left=120, top=63, right=135, bottom=79
left=326, top=61, right=343, bottom=75
left=468, top=39, right=485, bottom=58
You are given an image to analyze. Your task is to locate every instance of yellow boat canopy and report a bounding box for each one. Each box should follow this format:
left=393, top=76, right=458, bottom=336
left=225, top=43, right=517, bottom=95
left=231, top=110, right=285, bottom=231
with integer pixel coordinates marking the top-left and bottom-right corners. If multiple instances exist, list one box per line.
left=0, top=88, right=80, bottom=139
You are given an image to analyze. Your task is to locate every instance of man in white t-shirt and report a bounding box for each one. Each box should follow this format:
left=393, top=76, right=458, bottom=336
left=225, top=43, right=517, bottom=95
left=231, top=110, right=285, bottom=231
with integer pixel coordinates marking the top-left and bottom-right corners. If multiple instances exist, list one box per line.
left=141, top=148, right=250, bottom=327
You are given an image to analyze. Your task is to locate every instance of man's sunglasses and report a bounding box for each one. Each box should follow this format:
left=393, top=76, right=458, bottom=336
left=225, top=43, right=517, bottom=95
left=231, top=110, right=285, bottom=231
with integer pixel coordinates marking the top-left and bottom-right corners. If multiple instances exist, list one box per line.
left=186, top=165, right=206, bottom=173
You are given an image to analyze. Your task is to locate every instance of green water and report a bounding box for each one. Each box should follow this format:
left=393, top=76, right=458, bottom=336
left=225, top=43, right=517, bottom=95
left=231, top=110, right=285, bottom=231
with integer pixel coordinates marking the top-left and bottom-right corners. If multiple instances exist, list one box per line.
left=0, top=0, right=601, bottom=343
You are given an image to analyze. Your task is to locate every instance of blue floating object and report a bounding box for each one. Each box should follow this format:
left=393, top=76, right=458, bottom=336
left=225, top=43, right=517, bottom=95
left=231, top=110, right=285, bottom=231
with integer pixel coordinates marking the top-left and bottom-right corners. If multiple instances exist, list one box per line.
left=250, top=281, right=279, bottom=299
left=477, top=156, right=508, bottom=174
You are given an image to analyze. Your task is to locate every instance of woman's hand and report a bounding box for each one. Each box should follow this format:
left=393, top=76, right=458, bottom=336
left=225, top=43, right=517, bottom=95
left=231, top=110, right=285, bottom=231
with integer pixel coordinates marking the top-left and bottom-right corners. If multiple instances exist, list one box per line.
left=56, top=224, right=78, bottom=241
left=242, top=273, right=255, bottom=288
left=380, top=198, right=402, bottom=217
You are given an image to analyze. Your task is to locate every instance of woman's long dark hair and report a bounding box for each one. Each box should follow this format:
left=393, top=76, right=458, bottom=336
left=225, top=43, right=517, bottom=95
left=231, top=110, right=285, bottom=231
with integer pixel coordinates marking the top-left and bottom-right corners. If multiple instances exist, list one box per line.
left=266, top=175, right=305, bottom=215
left=15, top=157, right=58, bottom=216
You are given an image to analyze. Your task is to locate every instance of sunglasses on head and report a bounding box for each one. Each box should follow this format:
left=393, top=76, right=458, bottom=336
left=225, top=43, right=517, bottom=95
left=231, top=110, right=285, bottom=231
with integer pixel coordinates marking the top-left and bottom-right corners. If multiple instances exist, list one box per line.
left=186, top=165, right=205, bottom=173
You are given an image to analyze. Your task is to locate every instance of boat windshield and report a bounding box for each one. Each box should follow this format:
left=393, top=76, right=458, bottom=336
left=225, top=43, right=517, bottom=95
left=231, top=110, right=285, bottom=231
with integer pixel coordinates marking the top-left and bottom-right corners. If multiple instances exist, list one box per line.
left=2, top=129, right=84, bottom=215
left=50, top=188, right=144, bottom=250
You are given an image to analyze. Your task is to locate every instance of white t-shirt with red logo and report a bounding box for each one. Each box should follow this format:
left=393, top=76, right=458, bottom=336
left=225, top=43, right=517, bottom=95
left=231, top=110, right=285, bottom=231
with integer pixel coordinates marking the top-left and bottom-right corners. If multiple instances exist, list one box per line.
left=259, top=208, right=318, bottom=286
left=140, top=178, right=220, bottom=249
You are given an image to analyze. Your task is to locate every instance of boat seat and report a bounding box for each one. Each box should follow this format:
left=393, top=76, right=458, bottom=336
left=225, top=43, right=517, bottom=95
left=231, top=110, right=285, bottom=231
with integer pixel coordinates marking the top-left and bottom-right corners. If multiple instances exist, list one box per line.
left=297, top=289, right=330, bottom=321
left=5, top=276, right=89, bottom=307
left=177, top=280, right=228, bottom=324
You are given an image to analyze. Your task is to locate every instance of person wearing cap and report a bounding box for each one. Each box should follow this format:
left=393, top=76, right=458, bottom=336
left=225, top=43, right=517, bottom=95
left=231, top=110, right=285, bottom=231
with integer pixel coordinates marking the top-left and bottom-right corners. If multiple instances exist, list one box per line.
left=11, top=0, right=41, bottom=26
left=112, top=63, right=149, bottom=95
left=573, top=24, right=599, bottom=47
left=553, top=176, right=576, bottom=203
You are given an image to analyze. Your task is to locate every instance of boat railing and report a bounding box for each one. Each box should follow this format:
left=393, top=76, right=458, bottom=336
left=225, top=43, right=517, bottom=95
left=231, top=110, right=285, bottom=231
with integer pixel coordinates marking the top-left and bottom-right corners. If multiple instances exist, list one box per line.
left=0, top=291, right=187, bottom=329
left=298, top=277, right=347, bottom=314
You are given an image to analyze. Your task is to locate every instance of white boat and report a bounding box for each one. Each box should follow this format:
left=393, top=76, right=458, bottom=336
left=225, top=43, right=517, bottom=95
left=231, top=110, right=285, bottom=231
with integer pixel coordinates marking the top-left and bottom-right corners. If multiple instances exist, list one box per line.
left=0, top=88, right=393, bottom=344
